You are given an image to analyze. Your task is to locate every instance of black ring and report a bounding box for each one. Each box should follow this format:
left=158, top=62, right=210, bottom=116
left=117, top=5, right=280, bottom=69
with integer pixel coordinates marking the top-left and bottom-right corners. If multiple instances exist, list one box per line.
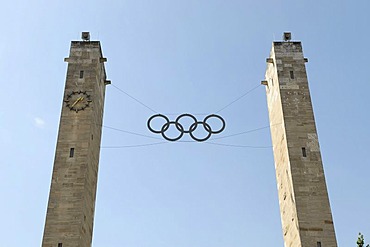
left=189, top=121, right=212, bottom=142
left=203, top=114, right=225, bottom=134
left=147, top=114, right=170, bottom=133
left=175, top=113, right=198, bottom=133
left=161, top=121, right=184, bottom=142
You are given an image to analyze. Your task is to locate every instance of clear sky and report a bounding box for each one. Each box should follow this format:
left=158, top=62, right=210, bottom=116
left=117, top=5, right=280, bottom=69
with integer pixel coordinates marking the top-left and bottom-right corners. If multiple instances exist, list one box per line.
left=1, top=0, right=369, bottom=246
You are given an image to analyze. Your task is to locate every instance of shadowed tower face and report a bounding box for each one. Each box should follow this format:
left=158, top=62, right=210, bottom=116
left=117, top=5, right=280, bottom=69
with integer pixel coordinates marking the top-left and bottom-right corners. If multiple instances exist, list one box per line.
left=263, top=34, right=337, bottom=247
left=42, top=33, right=110, bottom=247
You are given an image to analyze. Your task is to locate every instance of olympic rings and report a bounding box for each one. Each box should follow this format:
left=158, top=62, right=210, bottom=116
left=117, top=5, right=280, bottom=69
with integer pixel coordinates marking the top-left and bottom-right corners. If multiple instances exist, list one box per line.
left=147, top=113, right=225, bottom=142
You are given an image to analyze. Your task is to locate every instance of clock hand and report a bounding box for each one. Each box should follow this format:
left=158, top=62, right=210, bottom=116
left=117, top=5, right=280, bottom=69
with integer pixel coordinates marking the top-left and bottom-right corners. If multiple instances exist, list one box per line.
left=71, top=97, right=83, bottom=108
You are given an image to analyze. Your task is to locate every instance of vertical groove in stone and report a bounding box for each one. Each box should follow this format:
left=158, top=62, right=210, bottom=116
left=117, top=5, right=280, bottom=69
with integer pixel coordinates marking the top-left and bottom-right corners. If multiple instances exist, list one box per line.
left=264, top=41, right=337, bottom=247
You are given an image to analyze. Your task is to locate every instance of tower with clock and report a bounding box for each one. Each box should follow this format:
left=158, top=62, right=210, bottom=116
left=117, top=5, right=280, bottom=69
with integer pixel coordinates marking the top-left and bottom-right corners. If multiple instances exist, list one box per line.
left=42, top=32, right=110, bottom=247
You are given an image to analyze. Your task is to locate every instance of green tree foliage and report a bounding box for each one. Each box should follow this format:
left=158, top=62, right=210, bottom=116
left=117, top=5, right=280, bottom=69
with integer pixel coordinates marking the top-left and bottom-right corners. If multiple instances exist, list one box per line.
left=357, top=233, right=369, bottom=247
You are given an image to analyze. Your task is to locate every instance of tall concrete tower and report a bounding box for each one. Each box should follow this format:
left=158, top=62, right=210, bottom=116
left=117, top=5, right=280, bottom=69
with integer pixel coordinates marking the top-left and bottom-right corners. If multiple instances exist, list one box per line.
left=263, top=33, right=337, bottom=247
left=42, top=32, right=110, bottom=247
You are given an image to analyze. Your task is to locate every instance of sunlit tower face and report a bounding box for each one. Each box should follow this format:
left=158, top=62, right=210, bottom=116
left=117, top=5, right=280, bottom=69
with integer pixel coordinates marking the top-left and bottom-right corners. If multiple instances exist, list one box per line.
left=263, top=34, right=337, bottom=247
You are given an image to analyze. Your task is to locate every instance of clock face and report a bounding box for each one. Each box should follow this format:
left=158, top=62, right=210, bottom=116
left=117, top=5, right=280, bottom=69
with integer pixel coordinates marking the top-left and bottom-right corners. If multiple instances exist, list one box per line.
left=65, top=91, right=92, bottom=112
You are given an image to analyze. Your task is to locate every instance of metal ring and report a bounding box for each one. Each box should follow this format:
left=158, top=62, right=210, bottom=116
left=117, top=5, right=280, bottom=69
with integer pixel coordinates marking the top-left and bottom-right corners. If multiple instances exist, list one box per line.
left=147, top=114, right=170, bottom=133
left=203, top=114, right=225, bottom=134
left=175, top=113, right=197, bottom=133
left=188, top=121, right=212, bottom=142
left=161, top=121, right=184, bottom=142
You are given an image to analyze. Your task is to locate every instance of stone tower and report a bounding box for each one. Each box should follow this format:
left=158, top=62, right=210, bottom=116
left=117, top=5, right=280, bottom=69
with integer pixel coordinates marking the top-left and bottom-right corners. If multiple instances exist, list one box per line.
left=262, top=33, right=337, bottom=247
left=42, top=32, right=110, bottom=247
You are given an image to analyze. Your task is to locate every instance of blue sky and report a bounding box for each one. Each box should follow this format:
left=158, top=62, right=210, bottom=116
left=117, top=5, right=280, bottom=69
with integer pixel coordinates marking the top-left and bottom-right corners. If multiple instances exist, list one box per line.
left=1, top=0, right=369, bottom=246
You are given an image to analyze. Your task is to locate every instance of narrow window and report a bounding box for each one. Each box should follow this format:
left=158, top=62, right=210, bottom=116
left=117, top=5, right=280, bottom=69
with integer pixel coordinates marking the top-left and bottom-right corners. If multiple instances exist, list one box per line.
left=58, top=243, right=63, bottom=247
left=91, top=134, right=93, bottom=140
left=69, top=148, right=75, bottom=158
left=302, top=147, right=307, bottom=157
left=79, top=70, right=84, bottom=78
left=317, top=241, right=322, bottom=247
left=290, top=70, right=294, bottom=79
